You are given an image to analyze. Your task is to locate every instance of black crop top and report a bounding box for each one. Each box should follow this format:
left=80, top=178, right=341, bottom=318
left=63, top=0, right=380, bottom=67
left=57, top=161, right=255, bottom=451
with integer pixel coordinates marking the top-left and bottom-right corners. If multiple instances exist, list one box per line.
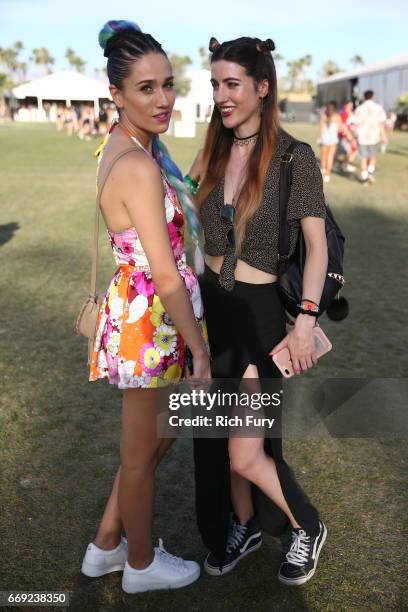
left=200, top=129, right=326, bottom=291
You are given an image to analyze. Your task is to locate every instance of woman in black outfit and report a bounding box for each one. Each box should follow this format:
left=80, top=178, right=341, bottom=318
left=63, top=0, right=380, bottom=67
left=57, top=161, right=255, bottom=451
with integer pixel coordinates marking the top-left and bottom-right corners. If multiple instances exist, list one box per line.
left=187, top=36, right=328, bottom=586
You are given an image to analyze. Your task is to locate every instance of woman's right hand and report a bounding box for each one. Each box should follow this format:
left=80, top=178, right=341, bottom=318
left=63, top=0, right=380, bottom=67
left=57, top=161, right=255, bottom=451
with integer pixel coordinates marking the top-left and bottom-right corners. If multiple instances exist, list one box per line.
left=188, top=350, right=211, bottom=379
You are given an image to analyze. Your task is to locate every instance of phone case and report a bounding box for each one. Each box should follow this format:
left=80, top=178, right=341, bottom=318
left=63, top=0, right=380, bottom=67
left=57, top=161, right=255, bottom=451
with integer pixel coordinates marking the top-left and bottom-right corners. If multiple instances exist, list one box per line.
left=272, top=348, right=294, bottom=378
left=272, top=326, right=332, bottom=378
left=313, top=326, right=332, bottom=357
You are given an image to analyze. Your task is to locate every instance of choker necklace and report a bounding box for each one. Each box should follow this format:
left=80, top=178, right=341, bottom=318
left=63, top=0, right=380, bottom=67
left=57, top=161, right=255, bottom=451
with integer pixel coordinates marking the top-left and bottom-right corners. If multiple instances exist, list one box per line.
left=233, top=131, right=259, bottom=146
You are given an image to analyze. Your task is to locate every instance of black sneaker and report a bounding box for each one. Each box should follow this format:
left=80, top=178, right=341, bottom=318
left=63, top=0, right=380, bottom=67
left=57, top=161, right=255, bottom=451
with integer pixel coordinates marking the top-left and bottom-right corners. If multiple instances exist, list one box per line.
left=204, top=515, right=263, bottom=576
left=278, top=521, right=327, bottom=586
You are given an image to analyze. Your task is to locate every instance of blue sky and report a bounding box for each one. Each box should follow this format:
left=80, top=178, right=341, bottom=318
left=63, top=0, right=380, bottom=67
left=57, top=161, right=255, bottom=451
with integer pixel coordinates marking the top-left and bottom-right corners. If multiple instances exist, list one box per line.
left=1, top=0, right=407, bottom=80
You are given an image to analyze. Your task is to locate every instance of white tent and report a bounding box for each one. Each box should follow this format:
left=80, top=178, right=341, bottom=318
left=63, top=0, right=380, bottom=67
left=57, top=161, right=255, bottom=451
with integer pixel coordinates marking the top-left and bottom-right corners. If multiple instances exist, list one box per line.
left=12, top=70, right=111, bottom=119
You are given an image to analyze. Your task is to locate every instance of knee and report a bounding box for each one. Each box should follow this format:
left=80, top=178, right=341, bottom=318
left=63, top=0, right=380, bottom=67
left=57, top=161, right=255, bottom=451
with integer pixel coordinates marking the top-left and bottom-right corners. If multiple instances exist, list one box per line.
left=229, top=447, right=259, bottom=478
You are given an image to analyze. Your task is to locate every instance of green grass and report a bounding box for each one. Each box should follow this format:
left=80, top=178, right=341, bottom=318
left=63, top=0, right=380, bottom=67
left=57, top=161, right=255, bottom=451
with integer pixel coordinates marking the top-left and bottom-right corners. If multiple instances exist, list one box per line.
left=0, top=122, right=407, bottom=611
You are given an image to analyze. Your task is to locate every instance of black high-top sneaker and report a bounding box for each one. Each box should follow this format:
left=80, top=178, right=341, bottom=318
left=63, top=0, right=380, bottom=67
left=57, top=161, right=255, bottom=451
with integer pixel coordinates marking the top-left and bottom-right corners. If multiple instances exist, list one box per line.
left=278, top=521, right=327, bottom=586
left=204, top=514, right=263, bottom=576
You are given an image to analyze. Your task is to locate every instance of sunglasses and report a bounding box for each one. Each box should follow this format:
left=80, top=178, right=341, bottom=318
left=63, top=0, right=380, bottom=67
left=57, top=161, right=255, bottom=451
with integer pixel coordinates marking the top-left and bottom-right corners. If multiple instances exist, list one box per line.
left=220, top=204, right=235, bottom=247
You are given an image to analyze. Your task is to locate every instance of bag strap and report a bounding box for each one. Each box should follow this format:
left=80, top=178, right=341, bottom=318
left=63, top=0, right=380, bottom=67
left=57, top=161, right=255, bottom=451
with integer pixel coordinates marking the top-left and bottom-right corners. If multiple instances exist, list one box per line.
left=278, top=140, right=312, bottom=265
left=89, top=146, right=141, bottom=298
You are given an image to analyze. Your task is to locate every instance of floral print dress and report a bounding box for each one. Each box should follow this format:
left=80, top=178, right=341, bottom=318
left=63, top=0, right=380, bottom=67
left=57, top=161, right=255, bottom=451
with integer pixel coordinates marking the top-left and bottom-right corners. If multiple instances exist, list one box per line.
left=89, top=163, right=207, bottom=389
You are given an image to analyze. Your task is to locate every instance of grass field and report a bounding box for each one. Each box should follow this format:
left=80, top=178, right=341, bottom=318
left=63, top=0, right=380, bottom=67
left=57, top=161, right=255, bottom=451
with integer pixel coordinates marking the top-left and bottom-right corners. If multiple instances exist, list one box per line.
left=0, top=122, right=407, bottom=612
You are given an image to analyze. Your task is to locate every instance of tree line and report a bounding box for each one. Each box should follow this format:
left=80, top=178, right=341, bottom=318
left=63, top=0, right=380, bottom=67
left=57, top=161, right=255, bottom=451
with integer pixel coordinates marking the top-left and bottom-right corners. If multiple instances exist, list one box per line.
left=0, top=41, right=365, bottom=98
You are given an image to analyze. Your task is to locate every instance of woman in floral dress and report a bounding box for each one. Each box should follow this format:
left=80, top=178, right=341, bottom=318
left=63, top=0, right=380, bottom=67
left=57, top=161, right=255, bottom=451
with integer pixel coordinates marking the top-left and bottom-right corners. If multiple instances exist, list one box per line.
left=80, top=20, right=210, bottom=595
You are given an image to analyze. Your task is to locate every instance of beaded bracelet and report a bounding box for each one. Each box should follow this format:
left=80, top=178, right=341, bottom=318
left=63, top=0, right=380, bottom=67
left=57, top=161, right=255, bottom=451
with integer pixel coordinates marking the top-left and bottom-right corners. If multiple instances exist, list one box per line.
left=184, top=174, right=199, bottom=195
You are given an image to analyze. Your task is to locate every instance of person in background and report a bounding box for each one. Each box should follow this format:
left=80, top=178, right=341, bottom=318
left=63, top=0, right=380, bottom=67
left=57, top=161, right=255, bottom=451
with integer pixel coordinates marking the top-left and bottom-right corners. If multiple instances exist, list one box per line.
left=319, top=101, right=345, bottom=183
left=354, top=90, right=387, bottom=184
left=338, top=100, right=357, bottom=173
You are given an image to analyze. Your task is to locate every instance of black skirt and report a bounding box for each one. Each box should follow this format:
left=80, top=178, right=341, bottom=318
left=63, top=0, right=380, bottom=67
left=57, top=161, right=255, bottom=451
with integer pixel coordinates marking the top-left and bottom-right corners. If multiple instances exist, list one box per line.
left=193, top=264, right=320, bottom=563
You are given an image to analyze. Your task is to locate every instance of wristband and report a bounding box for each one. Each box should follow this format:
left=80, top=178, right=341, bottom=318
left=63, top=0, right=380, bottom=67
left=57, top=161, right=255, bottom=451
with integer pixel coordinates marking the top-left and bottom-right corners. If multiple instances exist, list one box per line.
left=297, top=299, right=320, bottom=317
left=184, top=174, right=199, bottom=195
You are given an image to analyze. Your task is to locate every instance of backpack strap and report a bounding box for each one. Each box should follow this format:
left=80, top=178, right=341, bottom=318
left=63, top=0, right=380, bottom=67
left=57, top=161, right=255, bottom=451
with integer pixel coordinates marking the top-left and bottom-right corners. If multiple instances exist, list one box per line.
left=278, top=140, right=312, bottom=266
left=89, top=146, right=141, bottom=299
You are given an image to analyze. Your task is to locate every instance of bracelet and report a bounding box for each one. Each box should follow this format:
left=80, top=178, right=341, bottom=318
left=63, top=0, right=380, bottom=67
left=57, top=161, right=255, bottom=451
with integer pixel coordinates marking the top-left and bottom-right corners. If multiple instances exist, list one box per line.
left=184, top=174, right=199, bottom=195
left=297, top=299, right=320, bottom=317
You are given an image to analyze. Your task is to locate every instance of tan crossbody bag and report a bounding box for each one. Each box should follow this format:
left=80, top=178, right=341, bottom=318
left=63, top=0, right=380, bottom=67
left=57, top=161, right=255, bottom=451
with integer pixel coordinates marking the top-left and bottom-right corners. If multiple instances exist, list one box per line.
left=74, top=147, right=139, bottom=363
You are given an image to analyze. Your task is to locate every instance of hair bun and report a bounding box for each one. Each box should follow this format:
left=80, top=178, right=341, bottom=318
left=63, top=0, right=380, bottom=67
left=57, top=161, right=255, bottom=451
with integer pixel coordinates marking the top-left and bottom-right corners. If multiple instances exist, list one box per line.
left=99, top=20, right=141, bottom=57
left=256, top=38, right=276, bottom=53
left=265, top=38, right=275, bottom=52
left=209, top=37, right=221, bottom=53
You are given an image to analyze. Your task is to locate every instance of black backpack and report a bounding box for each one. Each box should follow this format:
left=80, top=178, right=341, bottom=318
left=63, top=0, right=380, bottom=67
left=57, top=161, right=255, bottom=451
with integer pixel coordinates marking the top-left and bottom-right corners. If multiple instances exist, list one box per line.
left=277, top=140, right=346, bottom=318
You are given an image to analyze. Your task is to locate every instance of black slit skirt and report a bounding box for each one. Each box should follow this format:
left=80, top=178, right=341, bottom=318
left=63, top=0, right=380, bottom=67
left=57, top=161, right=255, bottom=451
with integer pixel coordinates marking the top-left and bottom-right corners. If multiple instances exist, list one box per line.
left=193, top=264, right=320, bottom=564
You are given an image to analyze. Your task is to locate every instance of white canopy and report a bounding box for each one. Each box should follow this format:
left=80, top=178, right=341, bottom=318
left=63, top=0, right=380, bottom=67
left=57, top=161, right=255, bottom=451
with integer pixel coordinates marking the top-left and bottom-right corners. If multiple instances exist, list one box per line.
left=13, top=70, right=111, bottom=115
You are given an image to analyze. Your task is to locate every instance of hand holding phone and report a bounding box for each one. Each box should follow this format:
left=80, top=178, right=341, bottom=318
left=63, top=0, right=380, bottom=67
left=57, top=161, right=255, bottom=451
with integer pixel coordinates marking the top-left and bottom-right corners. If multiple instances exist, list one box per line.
left=271, top=326, right=332, bottom=378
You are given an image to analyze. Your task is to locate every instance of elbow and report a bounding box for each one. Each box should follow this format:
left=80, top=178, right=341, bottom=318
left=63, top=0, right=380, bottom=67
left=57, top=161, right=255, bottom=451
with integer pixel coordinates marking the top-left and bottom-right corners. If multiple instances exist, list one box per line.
left=305, top=238, right=328, bottom=265
left=153, top=270, right=184, bottom=298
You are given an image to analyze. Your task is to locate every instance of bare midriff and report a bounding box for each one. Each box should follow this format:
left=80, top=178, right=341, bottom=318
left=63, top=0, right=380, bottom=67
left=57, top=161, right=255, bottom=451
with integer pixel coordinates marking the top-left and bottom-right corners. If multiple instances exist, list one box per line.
left=205, top=255, right=278, bottom=284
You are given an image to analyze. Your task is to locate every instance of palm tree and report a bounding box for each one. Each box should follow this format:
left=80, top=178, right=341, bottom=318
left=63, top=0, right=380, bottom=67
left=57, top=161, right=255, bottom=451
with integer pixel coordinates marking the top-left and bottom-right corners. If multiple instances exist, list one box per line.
left=286, top=59, right=302, bottom=91
left=0, top=42, right=25, bottom=80
left=298, top=54, right=313, bottom=92
left=31, top=47, right=55, bottom=75
left=321, top=60, right=342, bottom=78
left=350, top=55, right=364, bottom=69
left=65, top=48, right=86, bottom=73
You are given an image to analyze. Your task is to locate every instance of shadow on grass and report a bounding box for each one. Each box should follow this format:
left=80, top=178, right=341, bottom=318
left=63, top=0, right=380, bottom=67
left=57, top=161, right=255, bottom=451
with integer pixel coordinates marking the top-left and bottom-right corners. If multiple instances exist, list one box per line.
left=0, top=222, right=19, bottom=246
left=1, top=203, right=408, bottom=610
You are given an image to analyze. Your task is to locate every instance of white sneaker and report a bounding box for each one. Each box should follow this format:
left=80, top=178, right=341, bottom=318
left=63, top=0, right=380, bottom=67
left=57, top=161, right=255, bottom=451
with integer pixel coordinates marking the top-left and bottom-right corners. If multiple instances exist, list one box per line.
left=81, top=538, right=128, bottom=577
left=122, top=538, right=200, bottom=594
left=323, top=175, right=331, bottom=183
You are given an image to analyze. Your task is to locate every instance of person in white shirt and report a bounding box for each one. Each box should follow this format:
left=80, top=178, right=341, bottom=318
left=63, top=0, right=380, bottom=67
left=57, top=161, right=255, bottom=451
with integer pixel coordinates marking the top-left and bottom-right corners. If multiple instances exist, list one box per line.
left=355, top=90, right=387, bottom=184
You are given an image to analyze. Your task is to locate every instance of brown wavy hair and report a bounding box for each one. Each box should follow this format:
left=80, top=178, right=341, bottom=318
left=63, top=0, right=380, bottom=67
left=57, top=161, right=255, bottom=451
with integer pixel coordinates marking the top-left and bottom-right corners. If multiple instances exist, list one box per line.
left=196, top=36, right=280, bottom=254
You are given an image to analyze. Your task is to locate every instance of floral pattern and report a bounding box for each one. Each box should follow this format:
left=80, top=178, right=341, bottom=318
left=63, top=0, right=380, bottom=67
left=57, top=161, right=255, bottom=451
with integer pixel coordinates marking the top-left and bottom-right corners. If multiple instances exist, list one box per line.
left=89, top=176, right=208, bottom=389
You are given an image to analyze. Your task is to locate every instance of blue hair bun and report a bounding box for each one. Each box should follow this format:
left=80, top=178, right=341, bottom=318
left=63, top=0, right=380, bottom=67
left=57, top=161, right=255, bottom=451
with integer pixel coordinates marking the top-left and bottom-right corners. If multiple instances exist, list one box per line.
left=99, top=20, right=142, bottom=55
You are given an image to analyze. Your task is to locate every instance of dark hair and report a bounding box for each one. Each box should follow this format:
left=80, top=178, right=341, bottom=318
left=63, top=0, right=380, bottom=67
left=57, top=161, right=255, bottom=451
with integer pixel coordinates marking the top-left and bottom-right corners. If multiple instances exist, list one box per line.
left=99, top=20, right=166, bottom=89
left=97, top=21, right=201, bottom=263
left=364, top=90, right=374, bottom=100
left=197, top=36, right=279, bottom=254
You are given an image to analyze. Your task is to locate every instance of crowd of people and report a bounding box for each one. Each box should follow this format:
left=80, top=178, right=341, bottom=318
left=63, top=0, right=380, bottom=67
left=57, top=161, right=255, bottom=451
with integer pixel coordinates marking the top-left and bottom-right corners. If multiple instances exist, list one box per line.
left=318, top=91, right=395, bottom=185
left=53, top=102, right=116, bottom=139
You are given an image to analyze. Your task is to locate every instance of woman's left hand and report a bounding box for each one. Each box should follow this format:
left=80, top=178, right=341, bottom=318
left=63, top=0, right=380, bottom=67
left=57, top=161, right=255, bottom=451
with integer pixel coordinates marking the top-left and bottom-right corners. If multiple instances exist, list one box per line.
left=270, top=315, right=318, bottom=375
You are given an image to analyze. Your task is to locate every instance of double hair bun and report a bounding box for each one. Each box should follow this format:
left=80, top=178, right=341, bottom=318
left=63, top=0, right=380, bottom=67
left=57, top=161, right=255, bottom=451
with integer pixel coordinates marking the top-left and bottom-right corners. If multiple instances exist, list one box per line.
left=208, top=36, right=275, bottom=54
left=98, top=20, right=141, bottom=57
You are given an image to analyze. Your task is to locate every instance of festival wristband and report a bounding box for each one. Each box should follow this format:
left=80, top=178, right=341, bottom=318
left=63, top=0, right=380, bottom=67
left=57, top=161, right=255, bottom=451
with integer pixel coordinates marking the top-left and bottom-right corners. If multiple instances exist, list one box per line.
left=296, top=299, right=320, bottom=316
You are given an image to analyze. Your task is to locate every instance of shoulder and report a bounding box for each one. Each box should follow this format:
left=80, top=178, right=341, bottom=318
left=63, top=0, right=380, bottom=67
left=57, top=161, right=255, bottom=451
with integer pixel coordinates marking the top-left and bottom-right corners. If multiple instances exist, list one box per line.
left=114, top=149, right=161, bottom=183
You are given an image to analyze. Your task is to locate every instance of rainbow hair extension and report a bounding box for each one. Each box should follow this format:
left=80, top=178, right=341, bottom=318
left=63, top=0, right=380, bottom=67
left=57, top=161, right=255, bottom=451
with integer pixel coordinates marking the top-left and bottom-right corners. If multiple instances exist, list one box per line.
left=98, top=20, right=141, bottom=53
left=152, top=136, right=204, bottom=272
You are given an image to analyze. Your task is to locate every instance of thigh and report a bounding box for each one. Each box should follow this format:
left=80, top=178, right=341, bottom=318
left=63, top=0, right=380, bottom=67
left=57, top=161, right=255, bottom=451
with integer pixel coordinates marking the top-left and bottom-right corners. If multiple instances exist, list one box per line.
left=229, top=435, right=264, bottom=468
left=328, top=144, right=337, bottom=161
left=121, top=389, right=161, bottom=468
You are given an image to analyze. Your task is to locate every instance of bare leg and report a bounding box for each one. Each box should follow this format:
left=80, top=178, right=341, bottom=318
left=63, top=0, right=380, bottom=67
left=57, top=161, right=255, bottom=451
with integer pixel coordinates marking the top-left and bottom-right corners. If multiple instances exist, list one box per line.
left=320, top=145, right=328, bottom=175
left=326, top=145, right=337, bottom=177
left=118, top=388, right=162, bottom=569
left=229, top=364, right=301, bottom=529
left=93, top=434, right=175, bottom=551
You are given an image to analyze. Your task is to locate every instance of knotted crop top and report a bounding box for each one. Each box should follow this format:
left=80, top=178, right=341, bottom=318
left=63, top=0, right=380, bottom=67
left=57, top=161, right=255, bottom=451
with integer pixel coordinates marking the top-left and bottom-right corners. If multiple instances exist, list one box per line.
left=199, top=129, right=327, bottom=290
